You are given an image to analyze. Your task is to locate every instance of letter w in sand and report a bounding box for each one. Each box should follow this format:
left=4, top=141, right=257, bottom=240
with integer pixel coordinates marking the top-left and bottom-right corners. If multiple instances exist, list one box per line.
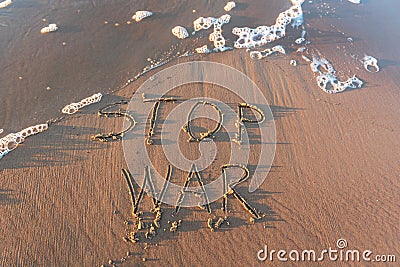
left=122, top=165, right=172, bottom=216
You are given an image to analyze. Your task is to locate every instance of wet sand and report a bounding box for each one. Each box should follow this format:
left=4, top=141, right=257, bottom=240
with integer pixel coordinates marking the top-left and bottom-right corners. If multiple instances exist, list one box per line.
left=1, top=0, right=399, bottom=266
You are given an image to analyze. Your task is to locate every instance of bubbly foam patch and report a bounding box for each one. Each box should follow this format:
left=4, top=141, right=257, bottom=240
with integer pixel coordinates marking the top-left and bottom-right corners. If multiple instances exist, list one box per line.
left=232, top=2, right=304, bottom=49
left=0, top=0, right=12, bottom=8
left=62, top=93, right=103, bottom=115
left=193, top=14, right=232, bottom=52
left=40, top=24, right=58, bottom=34
left=362, top=55, right=379, bottom=73
left=224, top=1, right=236, bottom=12
left=309, top=54, right=363, bottom=94
left=0, top=124, right=48, bottom=160
left=295, top=37, right=305, bottom=45
left=250, top=45, right=286, bottom=60
left=195, top=45, right=212, bottom=54
left=132, top=11, right=153, bottom=22
left=172, top=26, right=189, bottom=39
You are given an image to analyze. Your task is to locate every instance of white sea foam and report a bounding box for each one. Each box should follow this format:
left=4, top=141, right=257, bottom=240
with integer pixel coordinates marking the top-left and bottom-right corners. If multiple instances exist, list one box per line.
left=224, top=1, right=236, bottom=12
left=195, top=45, right=212, bottom=54
left=0, top=0, right=12, bottom=9
left=0, top=124, right=48, bottom=160
left=309, top=54, right=363, bottom=94
left=193, top=14, right=232, bottom=52
left=40, top=24, right=58, bottom=34
left=172, top=26, right=189, bottom=39
left=132, top=11, right=153, bottom=22
left=295, top=37, right=305, bottom=45
left=232, top=1, right=304, bottom=49
left=250, top=45, right=286, bottom=60
left=362, top=55, right=379, bottom=72
left=62, top=93, right=103, bottom=115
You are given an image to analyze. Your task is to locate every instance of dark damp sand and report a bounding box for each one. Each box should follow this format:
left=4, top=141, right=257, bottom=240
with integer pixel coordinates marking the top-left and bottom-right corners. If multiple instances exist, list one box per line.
left=0, top=0, right=287, bottom=131
left=1, top=0, right=399, bottom=266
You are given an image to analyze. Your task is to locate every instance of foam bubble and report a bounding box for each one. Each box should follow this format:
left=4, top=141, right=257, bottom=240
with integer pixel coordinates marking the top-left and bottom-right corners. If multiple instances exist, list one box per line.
left=172, top=26, right=189, bottom=39
left=232, top=1, right=304, bottom=49
left=193, top=14, right=232, bottom=52
left=62, top=93, right=103, bottom=115
left=309, top=54, right=363, bottom=94
left=0, top=0, right=12, bottom=9
left=0, top=124, right=49, bottom=160
left=295, top=37, right=305, bottom=45
left=362, top=55, right=380, bottom=73
left=195, top=45, right=212, bottom=54
left=132, top=11, right=153, bottom=22
left=40, top=24, right=58, bottom=34
left=250, top=45, right=286, bottom=60
left=224, top=1, right=236, bottom=12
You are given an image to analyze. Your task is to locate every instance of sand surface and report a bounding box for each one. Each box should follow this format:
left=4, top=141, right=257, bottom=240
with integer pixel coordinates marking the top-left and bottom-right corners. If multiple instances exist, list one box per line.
left=1, top=0, right=399, bottom=266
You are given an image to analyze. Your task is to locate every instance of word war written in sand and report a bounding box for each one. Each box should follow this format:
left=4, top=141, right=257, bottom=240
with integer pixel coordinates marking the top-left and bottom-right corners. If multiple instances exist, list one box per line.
left=120, top=162, right=266, bottom=245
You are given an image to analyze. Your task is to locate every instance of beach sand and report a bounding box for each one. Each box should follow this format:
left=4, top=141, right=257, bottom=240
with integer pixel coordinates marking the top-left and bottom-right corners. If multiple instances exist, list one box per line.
left=1, top=0, right=399, bottom=266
